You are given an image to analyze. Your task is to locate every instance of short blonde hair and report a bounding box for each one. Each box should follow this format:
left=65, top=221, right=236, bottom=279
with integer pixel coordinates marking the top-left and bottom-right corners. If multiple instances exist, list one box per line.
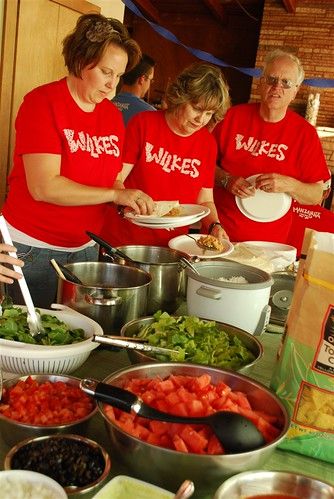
left=165, top=63, right=230, bottom=126
left=62, top=14, right=141, bottom=77
left=263, top=49, right=305, bottom=86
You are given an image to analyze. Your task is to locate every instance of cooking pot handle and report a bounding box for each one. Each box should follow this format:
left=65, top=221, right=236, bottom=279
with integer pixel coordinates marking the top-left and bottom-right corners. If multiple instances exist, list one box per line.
left=85, top=294, right=123, bottom=306
left=253, top=304, right=271, bottom=336
left=195, top=286, right=222, bottom=300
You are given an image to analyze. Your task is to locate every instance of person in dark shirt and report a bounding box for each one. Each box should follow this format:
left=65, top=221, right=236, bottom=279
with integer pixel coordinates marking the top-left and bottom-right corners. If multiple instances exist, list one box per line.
left=112, top=54, right=156, bottom=125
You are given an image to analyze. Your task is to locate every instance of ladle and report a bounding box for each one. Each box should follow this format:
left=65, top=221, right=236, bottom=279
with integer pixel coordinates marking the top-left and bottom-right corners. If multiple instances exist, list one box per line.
left=92, top=334, right=179, bottom=357
left=180, top=257, right=200, bottom=276
left=80, top=379, right=265, bottom=454
left=86, top=231, right=136, bottom=264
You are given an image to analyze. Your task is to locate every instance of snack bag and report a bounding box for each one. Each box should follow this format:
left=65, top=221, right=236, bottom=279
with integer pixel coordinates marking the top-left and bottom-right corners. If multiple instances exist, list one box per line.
left=271, top=229, right=334, bottom=463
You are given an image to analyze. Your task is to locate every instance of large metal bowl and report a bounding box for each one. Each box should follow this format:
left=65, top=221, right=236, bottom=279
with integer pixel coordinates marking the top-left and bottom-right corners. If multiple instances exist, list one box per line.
left=213, top=470, right=334, bottom=498
left=120, top=316, right=263, bottom=373
left=98, top=363, right=289, bottom=496
left=0, top=374, right=98, bottom=446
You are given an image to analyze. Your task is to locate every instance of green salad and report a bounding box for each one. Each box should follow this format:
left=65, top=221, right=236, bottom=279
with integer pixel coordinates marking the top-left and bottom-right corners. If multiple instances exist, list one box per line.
left=135, top=311, right=256, bottom=370
left=0, top=303, right=85, bottom=345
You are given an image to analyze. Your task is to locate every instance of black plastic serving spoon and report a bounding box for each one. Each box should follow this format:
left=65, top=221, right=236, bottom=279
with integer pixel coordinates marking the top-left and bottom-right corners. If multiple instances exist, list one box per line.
left=80, top=378, right=265, bottom=454
left=86, top=231, right=136, bottom=264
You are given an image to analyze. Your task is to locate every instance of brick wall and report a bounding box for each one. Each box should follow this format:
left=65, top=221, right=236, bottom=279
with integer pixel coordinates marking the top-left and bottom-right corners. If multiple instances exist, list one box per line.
left=251, top=0, right=334, bottom=174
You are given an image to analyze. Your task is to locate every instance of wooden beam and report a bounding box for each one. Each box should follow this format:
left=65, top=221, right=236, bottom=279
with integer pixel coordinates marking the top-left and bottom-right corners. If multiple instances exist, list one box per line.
left=282, top=0, right=297, bottom=14
left=202, top=0, right=227, bottom=24
left=130, top=0, right=161, bottom=24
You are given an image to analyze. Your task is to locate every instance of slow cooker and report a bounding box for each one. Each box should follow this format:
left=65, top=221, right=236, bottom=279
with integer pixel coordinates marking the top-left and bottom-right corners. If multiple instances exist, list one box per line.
left=186, top=260, right=274, bottom=335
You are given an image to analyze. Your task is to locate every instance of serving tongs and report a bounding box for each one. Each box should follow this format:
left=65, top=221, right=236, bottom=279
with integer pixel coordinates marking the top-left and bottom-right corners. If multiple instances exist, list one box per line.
left=92, top=334, right=178, bottom=357
left=0, top=215, right=45, bottom=337
left=86, top=231, right=136, bottom=264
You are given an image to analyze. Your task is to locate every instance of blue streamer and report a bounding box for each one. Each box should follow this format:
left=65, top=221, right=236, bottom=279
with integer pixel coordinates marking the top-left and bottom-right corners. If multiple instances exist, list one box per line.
left=122, top=0, right=334, bottom=88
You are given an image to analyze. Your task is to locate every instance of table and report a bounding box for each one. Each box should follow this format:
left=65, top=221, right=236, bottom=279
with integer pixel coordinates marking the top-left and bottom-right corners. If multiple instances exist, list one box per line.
left=1, top=332, right=333, bottom=498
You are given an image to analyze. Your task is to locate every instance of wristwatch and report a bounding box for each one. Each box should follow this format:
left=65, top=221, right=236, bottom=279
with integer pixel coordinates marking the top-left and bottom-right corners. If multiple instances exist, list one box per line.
left=208, top=221, right=222, bottom=234
left=220, top=173, right=231, bottom=189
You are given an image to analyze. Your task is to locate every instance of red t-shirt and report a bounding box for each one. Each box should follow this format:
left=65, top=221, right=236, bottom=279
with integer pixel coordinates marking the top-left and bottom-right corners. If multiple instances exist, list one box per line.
left=287, top=201, right=334, bottom=256
left=3, top=78, right=124, bottom=247
left=213, top=103, right=329, bottom=243
left=101, top=110, right=217, bottom=246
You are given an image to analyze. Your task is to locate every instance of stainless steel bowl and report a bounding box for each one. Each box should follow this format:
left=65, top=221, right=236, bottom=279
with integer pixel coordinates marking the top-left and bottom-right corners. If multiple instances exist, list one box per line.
left=214, top=470, right=334, bottom=498
left=98, top=363, right=289, bottom=495
left=0, top=374, right=97, bottom=446
left=4, top=433, right=111, bottom=496
left=120, top=316, right=263, bottom=373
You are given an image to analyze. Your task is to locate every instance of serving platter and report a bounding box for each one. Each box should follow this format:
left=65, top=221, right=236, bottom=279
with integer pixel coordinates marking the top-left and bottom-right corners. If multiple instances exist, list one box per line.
left=236, top=174, right=292, bottom=222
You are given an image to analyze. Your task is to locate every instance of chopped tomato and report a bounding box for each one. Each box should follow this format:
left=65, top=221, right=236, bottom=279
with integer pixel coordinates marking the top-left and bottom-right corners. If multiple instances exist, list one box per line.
left=103, top=373, right=283, bottom=456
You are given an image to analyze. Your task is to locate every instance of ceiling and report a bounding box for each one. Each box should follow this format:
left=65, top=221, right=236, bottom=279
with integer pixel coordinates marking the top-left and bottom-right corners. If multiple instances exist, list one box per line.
left=129, top=0, right=298, bottom=25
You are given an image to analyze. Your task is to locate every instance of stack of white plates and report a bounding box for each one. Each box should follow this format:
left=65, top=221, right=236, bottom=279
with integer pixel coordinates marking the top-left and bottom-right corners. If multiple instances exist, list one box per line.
left=124, top=204, right=210, bottom=229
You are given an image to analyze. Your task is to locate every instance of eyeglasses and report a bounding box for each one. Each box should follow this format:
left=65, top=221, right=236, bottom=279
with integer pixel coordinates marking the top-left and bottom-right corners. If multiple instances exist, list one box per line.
left=263, top=75, right=297, bottom=89
left=144, top=74, right=154, bottom=83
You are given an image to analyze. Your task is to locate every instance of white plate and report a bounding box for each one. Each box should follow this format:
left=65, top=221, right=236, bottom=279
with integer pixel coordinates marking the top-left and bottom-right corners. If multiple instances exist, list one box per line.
left=235, top=174, right=292, bottom=222
left=169, top=233, right=234, bottom=259
left=128, top=207, right=210, bottom=229
left=125, top=204, right=206, bottom=224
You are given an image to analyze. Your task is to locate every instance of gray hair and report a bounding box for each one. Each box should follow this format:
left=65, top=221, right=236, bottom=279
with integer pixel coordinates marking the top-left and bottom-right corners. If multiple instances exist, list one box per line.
left=263, top=49, right=305, bottom=86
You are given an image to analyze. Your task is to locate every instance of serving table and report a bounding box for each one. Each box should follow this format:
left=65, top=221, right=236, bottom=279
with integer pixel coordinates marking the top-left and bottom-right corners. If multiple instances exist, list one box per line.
left=1, top=331, right=333, bottom=498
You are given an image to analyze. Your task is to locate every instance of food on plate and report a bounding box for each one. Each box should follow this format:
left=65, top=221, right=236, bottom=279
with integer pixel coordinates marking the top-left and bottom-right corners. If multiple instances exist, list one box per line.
left=9, top=436, right=106, bottom=488
left=0, top=304, right=85, bottom=345
left=0, top=376, right=94, bottom=425
left=104, top=373, right=283, bottom=454
left=197, top=234, right=225, bottom=251
left=151, top=200, right=181, bottom=217
left=133, top=311, right=255, bottom=369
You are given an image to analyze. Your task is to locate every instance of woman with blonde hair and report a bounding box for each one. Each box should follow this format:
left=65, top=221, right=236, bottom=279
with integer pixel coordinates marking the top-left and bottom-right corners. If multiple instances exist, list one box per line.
left=101, top=62, right=231, bottom=247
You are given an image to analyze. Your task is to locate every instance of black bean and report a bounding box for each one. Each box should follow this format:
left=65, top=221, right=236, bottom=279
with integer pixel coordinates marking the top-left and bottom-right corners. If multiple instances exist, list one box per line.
left=10, top=437, right=105, bottom=487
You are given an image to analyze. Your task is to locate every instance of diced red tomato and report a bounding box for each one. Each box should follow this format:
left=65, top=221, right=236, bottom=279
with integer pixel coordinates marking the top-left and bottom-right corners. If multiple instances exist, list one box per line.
left=103, top=373, right=282, bottom=456
left=0, top=376, right=94, bottom=425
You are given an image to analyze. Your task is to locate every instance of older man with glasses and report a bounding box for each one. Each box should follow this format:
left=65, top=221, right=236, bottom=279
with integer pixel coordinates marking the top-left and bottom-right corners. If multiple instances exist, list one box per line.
left=213, top=48, right=330, bottom=245
left=112, top=53, right=156, bottom=125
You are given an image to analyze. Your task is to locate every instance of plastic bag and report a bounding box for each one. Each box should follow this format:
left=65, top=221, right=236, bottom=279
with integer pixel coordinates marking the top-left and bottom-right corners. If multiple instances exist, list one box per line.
left=271, top=229, right=334, bottom=463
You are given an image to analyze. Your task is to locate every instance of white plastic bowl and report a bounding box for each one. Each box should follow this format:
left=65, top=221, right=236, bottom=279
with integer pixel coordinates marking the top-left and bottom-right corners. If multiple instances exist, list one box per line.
left=0, top=303, right=103, bottom=374
left=0, top=469, right=67, bottom=499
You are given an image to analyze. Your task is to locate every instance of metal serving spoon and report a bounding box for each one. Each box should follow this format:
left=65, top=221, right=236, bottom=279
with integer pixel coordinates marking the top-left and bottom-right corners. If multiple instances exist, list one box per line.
left=80, top=379, right=265, bottom=454
left=92, top=335, right=179, bottom=357
left=174, top=480, right=195, bottom=499
left=180, top=257, right=200, bottom=275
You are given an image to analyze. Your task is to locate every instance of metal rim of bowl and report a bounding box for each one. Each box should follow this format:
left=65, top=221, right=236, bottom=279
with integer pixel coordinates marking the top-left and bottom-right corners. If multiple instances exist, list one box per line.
left=213, top=469, right=334, bottom=497
left=0, top=374, right=98, bottom=430
left=98, top=361, right=290, bottom=458
left=4, top=433, right=111, bottom=495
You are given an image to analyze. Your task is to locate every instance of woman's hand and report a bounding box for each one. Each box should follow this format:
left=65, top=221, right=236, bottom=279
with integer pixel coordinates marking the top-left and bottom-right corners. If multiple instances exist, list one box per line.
left=113, top=189, right=155, bottom=215
left=0, top=244, right=24, bottom=284
left=210, top=223, right=229, bottom=242
left=227, top=175, right=256, bottom=198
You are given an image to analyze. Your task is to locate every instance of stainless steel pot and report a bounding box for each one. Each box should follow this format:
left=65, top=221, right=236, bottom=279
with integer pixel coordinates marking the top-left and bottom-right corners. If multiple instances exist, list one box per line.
left=56, top=262, right=151, bottom=334
left=101, top=246, right=187, bottom=314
